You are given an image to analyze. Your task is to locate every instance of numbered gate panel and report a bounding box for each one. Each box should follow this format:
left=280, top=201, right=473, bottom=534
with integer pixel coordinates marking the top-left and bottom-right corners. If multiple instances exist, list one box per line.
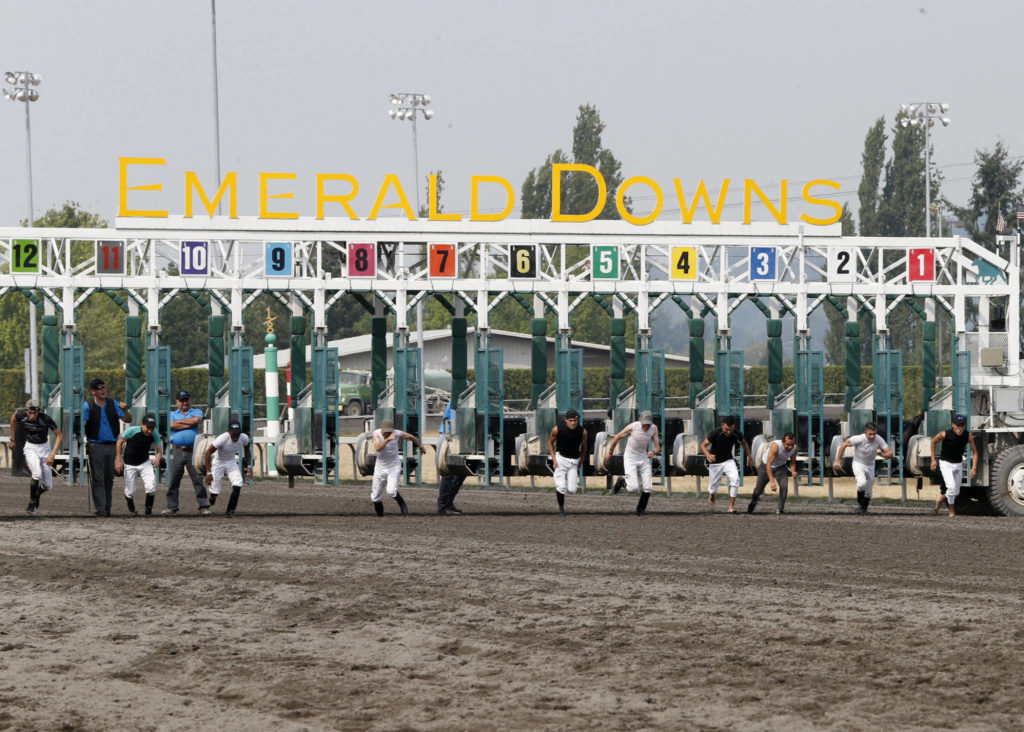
left=827, top=247, right=857, bottom=283
left=347, top=242, right=377, bottom=277
left=180, top=240, right=210, bottom=276
left=265, top=241, right=294, bottom=277
left=749, top=246, right=777, bottom=281
left=669, top=245, right=698, bottom=280
left=428, top=243, right=457, bottom=278
left=590, top=244, right=620, bottom=280
left=907, top=248, right=935, bottom=282
left=509, top=244, right=537, bottom=279
left=12, top=239, right=41, bottom=273
left=96, top=240, right=126, bottom=275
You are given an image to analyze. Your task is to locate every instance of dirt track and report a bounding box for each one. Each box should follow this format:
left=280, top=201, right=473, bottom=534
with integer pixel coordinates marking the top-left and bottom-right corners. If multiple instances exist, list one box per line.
left=1, top=475, right=1022, bottom=731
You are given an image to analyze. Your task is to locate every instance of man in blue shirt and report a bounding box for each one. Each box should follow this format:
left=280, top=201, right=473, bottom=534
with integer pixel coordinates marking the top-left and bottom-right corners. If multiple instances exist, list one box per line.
left=82, top=378, right=132, bottom=517
left=163, top=390, right=211, bottom=515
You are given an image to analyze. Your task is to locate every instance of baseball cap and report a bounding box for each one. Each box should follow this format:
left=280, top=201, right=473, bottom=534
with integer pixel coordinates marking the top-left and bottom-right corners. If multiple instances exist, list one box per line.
left=565, top=409, right=579, bottom=419
left=639, top=410, right=653, bottom=425
left=89, top=378, right=105, bottom=390
left=953, top=414, right=967, bottom=425
left=142, top=414, right=157, bottom=428
left=25, top=398, right=40, bottom=411
left=380, top=418, right=395, bottom=431
left=176, top=390, right=191, bottom=400
left=228, top=416, right=242, bottom=431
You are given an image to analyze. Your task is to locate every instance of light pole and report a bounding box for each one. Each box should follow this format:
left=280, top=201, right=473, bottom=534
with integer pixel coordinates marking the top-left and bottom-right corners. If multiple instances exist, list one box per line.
left=4, top=70, right=42, bottom=401
left=210, top=1, right=223, bottom=214
left=900, top=102, right=951, bottom=238
left=387, top=92, right=434, bottom=212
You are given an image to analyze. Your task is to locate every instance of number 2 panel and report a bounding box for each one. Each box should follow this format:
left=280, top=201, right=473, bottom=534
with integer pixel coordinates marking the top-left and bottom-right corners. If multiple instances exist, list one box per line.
left=827, top=248, right=856, bottom=283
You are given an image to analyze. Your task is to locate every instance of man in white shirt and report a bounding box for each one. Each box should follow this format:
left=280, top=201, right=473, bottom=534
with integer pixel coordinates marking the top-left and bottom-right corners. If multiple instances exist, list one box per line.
left=203, top=417, right=252, bottom=517
left=371, top=418, right=424, bottom=516
left=833, top=422, right=893, bottom=515
left=604, top=410, right=661, bottom=516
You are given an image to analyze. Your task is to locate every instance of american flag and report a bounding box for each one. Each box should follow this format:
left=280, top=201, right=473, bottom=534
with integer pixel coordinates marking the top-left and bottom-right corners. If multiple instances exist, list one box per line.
left=1018, top=209, right=1024, bottom=221
left=997, top=214, right=1006, bottom=232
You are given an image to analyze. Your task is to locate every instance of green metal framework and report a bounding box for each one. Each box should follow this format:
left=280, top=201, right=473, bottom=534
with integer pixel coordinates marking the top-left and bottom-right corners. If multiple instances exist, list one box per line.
left=60, top=340, right=85, bottom=486
left=312, top=345, right=340, bottom=485
left=873, top=348, right=904, bottom=487
left=394, top=342, right=423, bottom=484
left=795, top=349, right=825, bottom=485
left=476, top=342, right=504, bottom=486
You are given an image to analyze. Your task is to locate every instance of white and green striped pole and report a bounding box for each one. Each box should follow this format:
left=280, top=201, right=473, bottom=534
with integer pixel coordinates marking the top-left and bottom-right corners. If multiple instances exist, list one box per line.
left=265, top=333, right=279, bottom=477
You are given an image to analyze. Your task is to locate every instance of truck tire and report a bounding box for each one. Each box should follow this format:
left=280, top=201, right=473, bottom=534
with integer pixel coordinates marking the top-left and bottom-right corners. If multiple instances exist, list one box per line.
left=344, top=400, right=364, bottom=416
left=988, top=444, right=1024, bottom=517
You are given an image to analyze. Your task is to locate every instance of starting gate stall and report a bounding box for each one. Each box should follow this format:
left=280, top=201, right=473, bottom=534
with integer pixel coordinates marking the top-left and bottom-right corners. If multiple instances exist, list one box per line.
left=59, top=339, right=85, bottom=485
left=514, top=336, right=583, bottom=478
left=276, top=343, right=341, bottom=486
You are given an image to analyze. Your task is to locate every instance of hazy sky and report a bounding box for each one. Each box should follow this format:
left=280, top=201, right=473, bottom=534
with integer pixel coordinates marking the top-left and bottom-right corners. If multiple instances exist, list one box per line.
left=2, top=0, right=1023, bottom=228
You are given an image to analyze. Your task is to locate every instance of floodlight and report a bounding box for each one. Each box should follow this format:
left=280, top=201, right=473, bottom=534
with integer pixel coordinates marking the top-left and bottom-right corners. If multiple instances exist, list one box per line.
left=423, top=109, right=434, bottom=119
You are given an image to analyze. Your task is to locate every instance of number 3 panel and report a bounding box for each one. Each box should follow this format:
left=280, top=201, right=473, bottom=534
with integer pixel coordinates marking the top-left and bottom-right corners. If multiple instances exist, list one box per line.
left=347, top=242, right=376, bottom=277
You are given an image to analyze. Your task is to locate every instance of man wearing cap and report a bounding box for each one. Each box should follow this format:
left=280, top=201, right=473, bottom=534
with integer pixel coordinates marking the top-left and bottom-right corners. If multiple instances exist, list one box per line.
left=548, top=408, right=588, bottom=518
left=604, top=409, right=661, bottom=516
left=83, top=378, right=132, bottom=517
left=203, top=417, right=252, bottom=517
left=116, top=414, right=163, bottom=517
left=929, top=414, right=979, bottom=517
left=832, top=422, right=893, bottom=516
left=164, top=390, right=211, bottom=515
left=10, top=399, right=62, bottom=514
left=700, top=415, right=755, bottom=513
left=371, top=418, right=423, bottom=516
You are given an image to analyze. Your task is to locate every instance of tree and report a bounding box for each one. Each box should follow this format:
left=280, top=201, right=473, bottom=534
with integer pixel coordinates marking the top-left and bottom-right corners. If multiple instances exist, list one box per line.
left=519, top=104, right=633, bottom=344
left=857, top=118, right=886, bottom=237
left=949, top=140, right=1023, bottom=249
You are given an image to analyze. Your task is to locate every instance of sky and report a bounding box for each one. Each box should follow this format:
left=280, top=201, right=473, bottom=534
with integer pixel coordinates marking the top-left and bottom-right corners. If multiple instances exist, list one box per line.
left=2, top=0, right=1024, bottom=229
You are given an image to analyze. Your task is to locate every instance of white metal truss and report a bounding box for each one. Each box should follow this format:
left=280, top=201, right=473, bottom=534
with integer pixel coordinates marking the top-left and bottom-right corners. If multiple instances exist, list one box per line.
left=0, top=218, right=1017, bottom=385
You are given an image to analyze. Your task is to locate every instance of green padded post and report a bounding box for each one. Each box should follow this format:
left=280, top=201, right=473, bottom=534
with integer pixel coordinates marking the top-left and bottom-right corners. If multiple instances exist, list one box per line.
left=41, top=314, right=60, bottom=405
left=766, top=319, right=783, bottom=410
left=688, top=318, right=705, bottom=408
left=922, top=320, right=936, bottom=411
left=609, top=317, right=626, bottom=408
left=530, top=318, right=547, bottom=409
left=208, top=315, right=225, bottom=408
left=290, top=315, right=307, bottom=402
left=124, top=316, right=143, bottom=408
left=371, top=316, right=387, bottom=409
left=451, top=317, right=467, bottom=407
left=844, top=320, right=860, bottom=412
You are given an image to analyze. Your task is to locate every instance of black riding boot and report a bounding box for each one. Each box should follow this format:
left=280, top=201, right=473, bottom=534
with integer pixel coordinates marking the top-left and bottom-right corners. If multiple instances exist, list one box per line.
left=225, top=485, right=241, bottom=516
left=209, top=492, right=217, bottom=506
left=145, top=494, right=155, bottom=516
left=126, top=496, right=137, bottom=515
left=27, top=479, right=40, bottom=513
left=557, top=491, right=566, bottom=518
left=373, top=500, right=385, bottom=517
left=394, top=493, right=409, bottom=515
left=636, top=492, right=651, bottom=516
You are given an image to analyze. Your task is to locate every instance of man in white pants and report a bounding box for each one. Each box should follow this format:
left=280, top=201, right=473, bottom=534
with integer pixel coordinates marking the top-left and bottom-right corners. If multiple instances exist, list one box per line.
left=204, top=417, right=252, bottom=517
left=833, top=422, right=893, bottom=515
left=371, top=418, right=424, bottom=517
left=929, top=414, right=978, bottom=517
left=115, top=413, right=163, bottom=517
left=700, top=415, right=755, bottom=513
left=604, top=410, right=661, bottom=516
left=548, top=408, right=588, bottom=518
left=11, top=398, right=63, bottom=515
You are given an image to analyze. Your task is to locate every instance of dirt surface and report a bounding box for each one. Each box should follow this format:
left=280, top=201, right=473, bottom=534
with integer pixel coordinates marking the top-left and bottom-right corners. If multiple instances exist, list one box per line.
left=1, top=474, right=1022, bottom=731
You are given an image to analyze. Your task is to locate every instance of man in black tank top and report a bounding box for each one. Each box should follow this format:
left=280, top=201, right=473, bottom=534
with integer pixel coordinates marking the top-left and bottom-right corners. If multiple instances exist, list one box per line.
left=10, top=398, right=63, bottom=514
left=548, top=409, right=588, bottom=518
left=929, top=414, right=978, bottom=517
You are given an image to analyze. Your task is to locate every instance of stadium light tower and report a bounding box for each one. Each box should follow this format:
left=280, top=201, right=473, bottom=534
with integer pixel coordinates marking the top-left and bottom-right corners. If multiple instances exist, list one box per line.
left=3, top=70, right=42, bottom=401
left=900, top=102, right=951, bottom=238
left=387, top=92, right=434, bottom=212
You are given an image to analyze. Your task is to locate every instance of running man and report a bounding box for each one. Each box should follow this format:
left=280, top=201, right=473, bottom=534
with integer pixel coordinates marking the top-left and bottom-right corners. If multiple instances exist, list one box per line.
left=748, top=432, right=799, bottom=514
left=833, top=422, right=893, bottom=515
left=604, top=410, right=660, bottom=516
left=929, top=414, right=978, bottom=517
left=115, top=413, right=162, bottom=517
left=548, top=408, right=588, bottom=518
left=700, top=415, right=754, bottom=513
left=11, top=399, right=63, bottom=515
left=371, top=418, right=424, bottom=516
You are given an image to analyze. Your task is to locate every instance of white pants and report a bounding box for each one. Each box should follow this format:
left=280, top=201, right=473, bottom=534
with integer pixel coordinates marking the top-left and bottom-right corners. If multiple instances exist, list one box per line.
left=123, top=461, right=157, bottom=498
left=371, top=462, right=400, bottom=502
left=210, top=459, right=243, bottom=495
left=708, top=460, right=740, bottom=497
left=23, top=441, right=53, bottom=491
left=939, top=459, right=963, bottom=503
left=554, top=454, right=580, bottom=495
left=852, top=462, right=875, bottom=498
left=623, top=454, right=652, bottom=494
